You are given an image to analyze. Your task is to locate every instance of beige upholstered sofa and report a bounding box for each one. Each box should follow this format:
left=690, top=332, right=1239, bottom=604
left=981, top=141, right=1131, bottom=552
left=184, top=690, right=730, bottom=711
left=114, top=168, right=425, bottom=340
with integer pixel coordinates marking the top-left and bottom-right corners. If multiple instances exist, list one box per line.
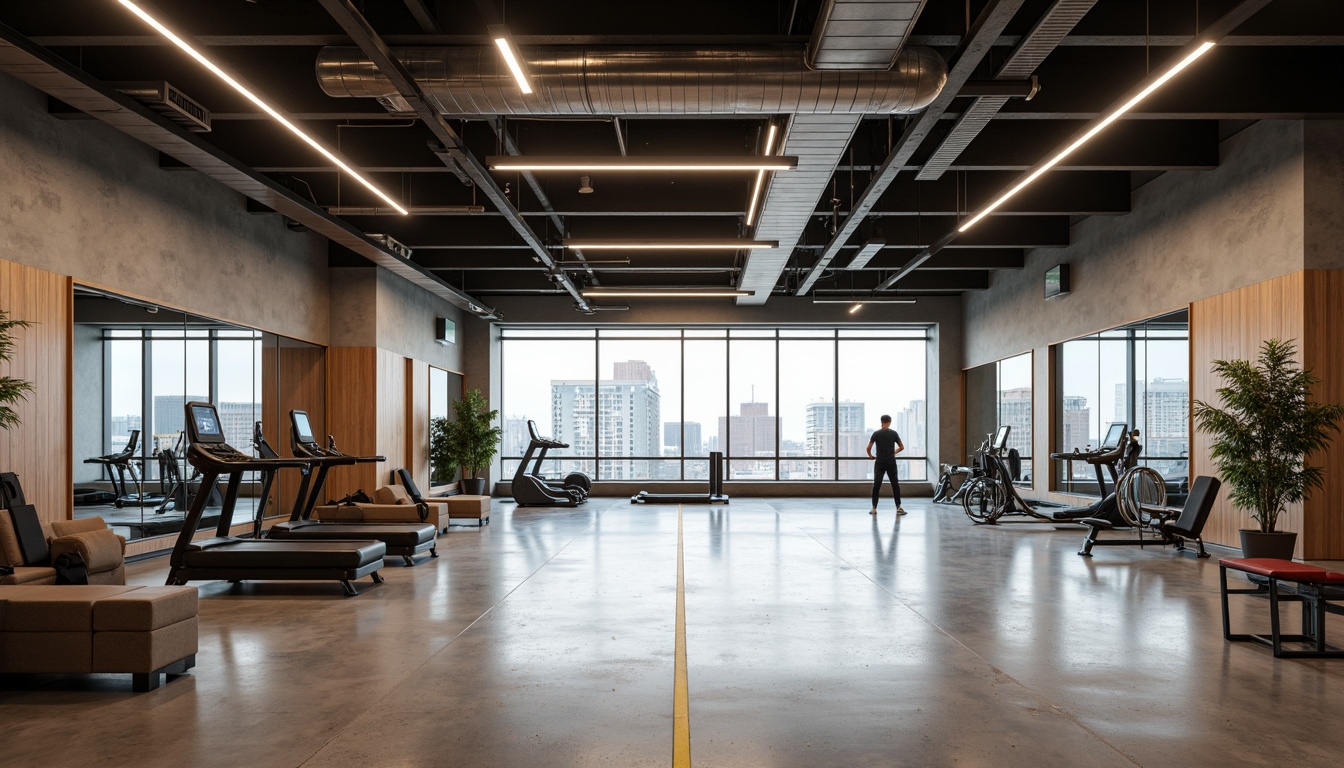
left=0, top=584, right=198, bottom=691
left=0, top=512, right=127, bottom=586
left=313, top=485, right=449, bottom=534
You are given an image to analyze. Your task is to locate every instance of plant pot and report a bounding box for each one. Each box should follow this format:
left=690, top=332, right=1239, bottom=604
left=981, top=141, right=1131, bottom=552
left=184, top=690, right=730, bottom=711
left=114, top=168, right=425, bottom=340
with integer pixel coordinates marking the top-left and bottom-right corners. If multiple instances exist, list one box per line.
left=461, top=478, right=487, bottom=496
left=1239, top=529, right=1297, bottom=560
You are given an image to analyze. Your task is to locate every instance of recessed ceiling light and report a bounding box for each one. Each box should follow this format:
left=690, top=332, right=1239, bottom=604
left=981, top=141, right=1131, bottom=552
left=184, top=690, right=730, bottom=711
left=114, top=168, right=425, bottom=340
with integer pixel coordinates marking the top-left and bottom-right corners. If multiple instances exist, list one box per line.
left=116, top=0, right=408, bottom=216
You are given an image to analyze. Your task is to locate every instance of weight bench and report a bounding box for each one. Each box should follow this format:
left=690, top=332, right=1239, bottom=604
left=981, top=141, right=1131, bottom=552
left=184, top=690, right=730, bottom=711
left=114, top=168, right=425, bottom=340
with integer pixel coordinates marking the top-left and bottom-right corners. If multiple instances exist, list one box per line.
left=1078, top=475, right=1218, bottom=558
left=1220, top=557, right=1344, bottom=659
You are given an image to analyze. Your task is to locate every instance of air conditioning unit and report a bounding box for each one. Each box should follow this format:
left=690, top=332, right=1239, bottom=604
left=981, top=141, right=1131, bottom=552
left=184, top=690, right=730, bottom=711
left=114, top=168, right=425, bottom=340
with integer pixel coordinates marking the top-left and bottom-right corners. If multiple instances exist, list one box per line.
left=113, top=81, right=212, bottom=132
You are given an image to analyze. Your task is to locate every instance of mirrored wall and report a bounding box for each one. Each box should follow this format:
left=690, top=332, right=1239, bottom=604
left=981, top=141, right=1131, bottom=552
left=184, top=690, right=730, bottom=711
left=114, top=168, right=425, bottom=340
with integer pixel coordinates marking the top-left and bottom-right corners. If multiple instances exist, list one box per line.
left=1053, top=310, right=1189, bottom=495
left=72, top=286, right=325, bottom=541
left=429, top=365, right=464, bottom=490
left=963, top=352, right=1033, bottom=484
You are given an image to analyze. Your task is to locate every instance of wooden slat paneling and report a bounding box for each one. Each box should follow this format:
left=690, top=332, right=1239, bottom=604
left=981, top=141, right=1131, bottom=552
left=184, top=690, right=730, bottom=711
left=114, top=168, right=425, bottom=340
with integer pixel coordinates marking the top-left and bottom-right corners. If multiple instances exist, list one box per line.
left=324, top=347, right=379, bottom=499
left=1191, top=272, right=1305, bottom=555
left=0, top=258, right=72, bottom=524
left=1300, top=270, right=1344, bottom=559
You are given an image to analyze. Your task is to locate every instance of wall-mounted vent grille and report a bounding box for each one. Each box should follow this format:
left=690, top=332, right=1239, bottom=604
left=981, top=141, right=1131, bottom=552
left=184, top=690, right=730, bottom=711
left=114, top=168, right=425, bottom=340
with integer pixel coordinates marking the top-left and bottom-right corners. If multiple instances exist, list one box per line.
left=113, top=81, right=211, bottom=132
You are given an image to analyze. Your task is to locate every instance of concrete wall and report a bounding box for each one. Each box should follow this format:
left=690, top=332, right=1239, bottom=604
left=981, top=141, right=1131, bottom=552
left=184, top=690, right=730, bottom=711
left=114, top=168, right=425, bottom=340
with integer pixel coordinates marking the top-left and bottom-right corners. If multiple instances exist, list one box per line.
left=0, top=72, right=330, bottom=344
left=463, top=295, right=964, bottom=493
left=961, top=118, right=1314, bottom=504
left=373, top=268, right=464, bottom=372
left=964, top=119, right=1306, bottom=368
left=72, top=324, right=102, bottom=484
left=1304, top=121, right=1344, bottom=270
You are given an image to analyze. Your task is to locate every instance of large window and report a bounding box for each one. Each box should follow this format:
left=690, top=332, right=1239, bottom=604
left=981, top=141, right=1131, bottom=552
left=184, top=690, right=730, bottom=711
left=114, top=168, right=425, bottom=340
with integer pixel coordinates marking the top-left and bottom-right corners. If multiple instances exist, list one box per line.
left=1053, top=311, right=1188, bottom=494
left=500, top=327, right=930, bottom=482
left=964, top=351, right=1033, bottom=483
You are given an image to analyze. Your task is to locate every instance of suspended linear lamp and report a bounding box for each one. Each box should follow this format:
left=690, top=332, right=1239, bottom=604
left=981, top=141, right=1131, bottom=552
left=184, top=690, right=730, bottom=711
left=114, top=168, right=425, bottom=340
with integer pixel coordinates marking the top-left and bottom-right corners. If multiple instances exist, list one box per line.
left=116, top=0, right=408, bottom=215
left=564, top=239, right=777, bottom=250
left=745, top=123, right=780, bottom=227
left=582, top=289, right=752, bottom=298
left=487, top=156, right=798, bottom=172
left=488, top=25, right=533, bottom=94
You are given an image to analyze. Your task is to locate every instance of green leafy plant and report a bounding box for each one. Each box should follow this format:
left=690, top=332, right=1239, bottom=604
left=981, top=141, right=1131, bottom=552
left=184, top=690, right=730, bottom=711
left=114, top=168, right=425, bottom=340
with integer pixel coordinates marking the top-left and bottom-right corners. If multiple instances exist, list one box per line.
left=429, top=416, right=455, bottom=484
left=0, top=309, right=35, bottom=431
left=440, top=388, right=502, bottom=481
left=1194, top=338, right=1344, bottom=533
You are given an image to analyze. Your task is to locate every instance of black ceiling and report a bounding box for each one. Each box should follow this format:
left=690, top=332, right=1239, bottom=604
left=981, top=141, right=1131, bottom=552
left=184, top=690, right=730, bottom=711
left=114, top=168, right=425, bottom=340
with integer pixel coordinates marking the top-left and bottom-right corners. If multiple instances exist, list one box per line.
left=1, top=0, right=1339, bottom=310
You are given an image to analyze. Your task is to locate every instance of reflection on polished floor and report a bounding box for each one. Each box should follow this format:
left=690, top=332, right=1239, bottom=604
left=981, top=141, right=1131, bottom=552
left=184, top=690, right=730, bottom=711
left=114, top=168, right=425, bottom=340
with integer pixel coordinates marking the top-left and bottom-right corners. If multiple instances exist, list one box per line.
left=4, top=499, right=1344, bottom=767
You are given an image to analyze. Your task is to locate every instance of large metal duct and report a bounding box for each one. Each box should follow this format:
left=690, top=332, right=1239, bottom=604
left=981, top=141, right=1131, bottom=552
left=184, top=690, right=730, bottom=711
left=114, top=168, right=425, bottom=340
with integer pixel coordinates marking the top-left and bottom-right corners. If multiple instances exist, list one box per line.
left=316, top=45, right=947, bottom=116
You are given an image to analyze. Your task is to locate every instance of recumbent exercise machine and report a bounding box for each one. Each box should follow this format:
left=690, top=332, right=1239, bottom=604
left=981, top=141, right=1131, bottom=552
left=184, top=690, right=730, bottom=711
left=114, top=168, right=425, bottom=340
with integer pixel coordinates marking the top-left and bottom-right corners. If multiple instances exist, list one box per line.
left=512, top=420, right=592, bottom=506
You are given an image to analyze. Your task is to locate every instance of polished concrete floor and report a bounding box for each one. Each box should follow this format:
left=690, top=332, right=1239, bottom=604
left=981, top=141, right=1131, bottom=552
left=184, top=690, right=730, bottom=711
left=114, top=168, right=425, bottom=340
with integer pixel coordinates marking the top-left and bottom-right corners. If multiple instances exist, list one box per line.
left=5, top=498, right=1344, bottom=767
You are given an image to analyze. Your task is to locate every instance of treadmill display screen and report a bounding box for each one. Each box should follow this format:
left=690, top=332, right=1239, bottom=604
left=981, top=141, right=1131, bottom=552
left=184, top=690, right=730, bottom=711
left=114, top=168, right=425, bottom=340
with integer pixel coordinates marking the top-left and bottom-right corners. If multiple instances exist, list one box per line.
left=993, top=425, right=1011, bottom=451
left=1102, top=423, right=1126, bottom=448
left=292, top=411, right=315, bottom=444
left=190, top=405, right=225, bottom=443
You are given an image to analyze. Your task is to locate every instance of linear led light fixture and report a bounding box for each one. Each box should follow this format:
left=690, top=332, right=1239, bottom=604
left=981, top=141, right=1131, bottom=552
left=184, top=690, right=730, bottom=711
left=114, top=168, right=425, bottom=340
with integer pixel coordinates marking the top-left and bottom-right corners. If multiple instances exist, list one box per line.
left=745, top=124, right=780, bottom=227
left=116, top=0, right=408, bottom=216
left=486, top=155, right=797, bottom=172
left=488, top=25, right=533, bottom=94
left=958, top=41, right=1215, bottom=232
left=582, top=289, right=752, bottom=298
left=564, top=239, right=777, bottom=250
left=845, top=239, right=886, bottom=270
left=812, top=299, right=916, bottom=305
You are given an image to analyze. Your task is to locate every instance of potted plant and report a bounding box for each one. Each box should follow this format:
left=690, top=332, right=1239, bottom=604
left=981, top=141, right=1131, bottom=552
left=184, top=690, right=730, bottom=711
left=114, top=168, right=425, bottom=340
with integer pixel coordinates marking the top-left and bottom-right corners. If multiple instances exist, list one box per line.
left=0, top=309, right=34, bottom=431
left=429, top=415, right=456, bottom=487
left=441, top=388, right=502, bottom=496
left=1194, top=338, right=1344, bottom=559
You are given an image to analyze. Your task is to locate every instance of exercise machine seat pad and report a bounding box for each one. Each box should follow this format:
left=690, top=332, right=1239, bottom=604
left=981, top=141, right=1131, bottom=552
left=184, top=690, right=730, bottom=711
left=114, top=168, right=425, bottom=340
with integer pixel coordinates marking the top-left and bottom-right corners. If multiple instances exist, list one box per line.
left=1219, top=558, right=1344, bottom=584
left=267, top=521, right=434, bottom=546
left=180, top=540, right=387, bottom=569
left=1079, top=517, right=1116, bottom=530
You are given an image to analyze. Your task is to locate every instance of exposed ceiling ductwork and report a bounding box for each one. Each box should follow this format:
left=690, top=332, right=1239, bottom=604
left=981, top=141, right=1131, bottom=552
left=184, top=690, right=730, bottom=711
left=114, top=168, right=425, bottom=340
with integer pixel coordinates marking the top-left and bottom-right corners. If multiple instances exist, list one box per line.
left=807, top=0, right=929, bottom=70
left=316, top=45, right=948, bottom=116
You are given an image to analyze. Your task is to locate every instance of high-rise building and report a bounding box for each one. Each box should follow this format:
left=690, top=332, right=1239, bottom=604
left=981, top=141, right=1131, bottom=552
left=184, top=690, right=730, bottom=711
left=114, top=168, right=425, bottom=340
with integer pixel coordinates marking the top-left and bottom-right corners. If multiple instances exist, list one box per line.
left=664, top=421, right=703, bottom=455
left=718, top=402, right=775, bottom=475
left=152, top=394, right=208, bottom=446
left=502, top=416, right=531, bottom=458
left=802, top=400, right=867, bottom=479
left=1060, top=395, right=1092, bottom=480
left=551, top=360, right=662, bottom=480
left=1132, top=377, right=1189, bottom=475
left=999, top=387, right=1032, bottom=457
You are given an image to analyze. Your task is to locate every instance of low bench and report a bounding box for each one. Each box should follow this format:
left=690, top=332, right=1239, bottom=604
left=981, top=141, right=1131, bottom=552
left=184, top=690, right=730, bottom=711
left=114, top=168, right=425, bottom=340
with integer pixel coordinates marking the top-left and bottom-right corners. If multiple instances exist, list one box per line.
left=0, top=584, right=199, bottom=690
left=444, top=495, right=491, bottom=527
left=1219, top=557, right=1344, bottom=659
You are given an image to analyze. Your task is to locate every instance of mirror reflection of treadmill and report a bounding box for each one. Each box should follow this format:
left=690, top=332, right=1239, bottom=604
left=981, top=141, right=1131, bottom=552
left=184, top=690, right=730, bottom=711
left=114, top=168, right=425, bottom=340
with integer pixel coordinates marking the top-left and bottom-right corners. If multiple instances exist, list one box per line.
left=259, top=411, right=435, bottom=567
left=165, top=401, right=389, bottom=597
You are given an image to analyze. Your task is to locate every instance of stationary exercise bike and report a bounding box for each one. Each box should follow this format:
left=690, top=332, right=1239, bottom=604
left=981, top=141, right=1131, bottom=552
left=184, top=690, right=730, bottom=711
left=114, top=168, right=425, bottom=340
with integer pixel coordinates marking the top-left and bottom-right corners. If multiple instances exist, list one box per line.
left=511, top=420, right=591, bottom=506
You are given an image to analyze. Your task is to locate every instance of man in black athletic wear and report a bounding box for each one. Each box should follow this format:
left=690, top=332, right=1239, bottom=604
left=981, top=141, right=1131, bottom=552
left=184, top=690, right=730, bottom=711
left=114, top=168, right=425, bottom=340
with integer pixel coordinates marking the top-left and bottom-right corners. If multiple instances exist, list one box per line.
left=866, top=415, right=906, bottom=516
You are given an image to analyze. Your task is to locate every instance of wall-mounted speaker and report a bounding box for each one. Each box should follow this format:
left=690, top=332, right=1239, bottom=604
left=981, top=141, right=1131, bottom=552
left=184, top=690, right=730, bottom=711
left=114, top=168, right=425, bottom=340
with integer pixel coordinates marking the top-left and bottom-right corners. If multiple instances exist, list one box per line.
left=435, top=317, right=456, bottom=345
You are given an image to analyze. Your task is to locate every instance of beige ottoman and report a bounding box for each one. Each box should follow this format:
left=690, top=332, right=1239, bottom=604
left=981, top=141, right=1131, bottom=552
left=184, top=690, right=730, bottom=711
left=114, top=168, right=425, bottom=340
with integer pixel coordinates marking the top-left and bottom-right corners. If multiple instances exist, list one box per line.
left=0, top=585, right=198, bottom=692
left=446, top=495, right=491, bottom=527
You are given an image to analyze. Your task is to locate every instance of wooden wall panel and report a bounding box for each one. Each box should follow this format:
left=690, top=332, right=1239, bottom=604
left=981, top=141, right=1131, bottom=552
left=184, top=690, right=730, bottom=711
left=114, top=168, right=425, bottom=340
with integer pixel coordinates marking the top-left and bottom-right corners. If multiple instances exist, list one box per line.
left=1300, top=270, right=1344, bottom=559
left=273, top=344, right=326, bottom=514
left=408, top=358, right=430, bottom=492
left=324, top=347, right=379, bottom=499
left=1191, top=272, right=1306, bottom=555
left=0, top=258, right=72, bottom=524
left=376, top=348, right=406, bottom=487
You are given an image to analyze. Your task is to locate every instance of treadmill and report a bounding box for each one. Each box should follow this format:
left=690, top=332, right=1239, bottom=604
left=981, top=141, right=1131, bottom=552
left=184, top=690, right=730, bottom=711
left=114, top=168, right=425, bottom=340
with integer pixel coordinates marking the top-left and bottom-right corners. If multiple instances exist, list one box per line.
left=255, top=411, right=437, bottom=566
left=630, top=451, right=729, bottom=505
left=1048, top=422, right=1138, bottom=522
left=166, top=402, right=387, bottom=597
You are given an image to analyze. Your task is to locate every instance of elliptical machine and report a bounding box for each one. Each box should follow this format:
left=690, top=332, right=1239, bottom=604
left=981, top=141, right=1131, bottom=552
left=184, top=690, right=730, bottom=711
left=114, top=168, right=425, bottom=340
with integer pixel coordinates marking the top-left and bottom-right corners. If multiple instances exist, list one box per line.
left=1047, top=423, right=1141, bottom=523
left=511, top=420, right=592, bottom=506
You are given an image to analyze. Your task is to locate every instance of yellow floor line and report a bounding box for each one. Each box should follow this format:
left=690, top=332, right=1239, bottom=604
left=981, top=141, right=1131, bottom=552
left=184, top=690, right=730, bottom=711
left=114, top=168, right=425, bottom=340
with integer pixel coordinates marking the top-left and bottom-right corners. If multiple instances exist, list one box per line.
left=673, top=505, right=691, bottom=768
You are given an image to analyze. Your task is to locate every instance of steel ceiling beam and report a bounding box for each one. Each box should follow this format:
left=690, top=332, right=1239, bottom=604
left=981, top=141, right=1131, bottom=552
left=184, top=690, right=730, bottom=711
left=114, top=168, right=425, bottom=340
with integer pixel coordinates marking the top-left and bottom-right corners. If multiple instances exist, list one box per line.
left=0, top=19, right=499, bottom=320
left=794, top=0, right=1028, bottom=296
left=878, top=0, right=1281, bottom=290
left=314, top=0, right=590, bottom=311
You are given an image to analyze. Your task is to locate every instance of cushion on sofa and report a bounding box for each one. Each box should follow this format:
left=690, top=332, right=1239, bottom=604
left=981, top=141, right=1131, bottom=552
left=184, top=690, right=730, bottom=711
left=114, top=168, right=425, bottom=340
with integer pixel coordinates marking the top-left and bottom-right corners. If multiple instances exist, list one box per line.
left=0, top=509, right=24, bottom=566
left=374, top=485, right=412, bottom=505
left=0, top=585, right=144, bottom=631
left=51, top=517, right=115, bottom=538
left=49, top=529, right=126, bottom=573
left=93, top=586, right=198, bottom=632
left=0, top=567, right=57, bottom=586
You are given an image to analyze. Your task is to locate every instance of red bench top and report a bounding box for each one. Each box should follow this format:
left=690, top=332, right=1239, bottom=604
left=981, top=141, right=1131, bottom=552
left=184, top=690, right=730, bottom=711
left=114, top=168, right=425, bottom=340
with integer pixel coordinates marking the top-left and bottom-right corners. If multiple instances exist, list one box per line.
left=1220, top=557, right=1344, bottom=584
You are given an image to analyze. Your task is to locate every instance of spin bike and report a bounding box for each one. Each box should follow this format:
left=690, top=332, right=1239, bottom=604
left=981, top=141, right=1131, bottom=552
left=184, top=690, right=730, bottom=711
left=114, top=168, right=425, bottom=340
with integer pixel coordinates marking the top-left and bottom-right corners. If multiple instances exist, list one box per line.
left=960, top=425, right=1059, bottom=525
